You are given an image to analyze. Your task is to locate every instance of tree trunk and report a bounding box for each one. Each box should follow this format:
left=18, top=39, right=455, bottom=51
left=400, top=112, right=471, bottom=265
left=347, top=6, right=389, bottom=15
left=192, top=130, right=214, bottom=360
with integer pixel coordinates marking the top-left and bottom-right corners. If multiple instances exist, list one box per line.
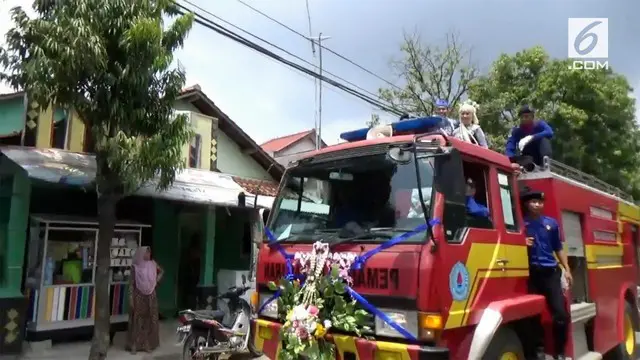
left=88, top=193, right=117, bottom=360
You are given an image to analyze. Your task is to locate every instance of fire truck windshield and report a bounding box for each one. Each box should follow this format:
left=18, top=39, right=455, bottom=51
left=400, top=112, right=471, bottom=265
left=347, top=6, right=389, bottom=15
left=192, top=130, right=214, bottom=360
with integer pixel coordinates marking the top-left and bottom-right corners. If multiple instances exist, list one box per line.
left=268, top=152, right=434, bottom=243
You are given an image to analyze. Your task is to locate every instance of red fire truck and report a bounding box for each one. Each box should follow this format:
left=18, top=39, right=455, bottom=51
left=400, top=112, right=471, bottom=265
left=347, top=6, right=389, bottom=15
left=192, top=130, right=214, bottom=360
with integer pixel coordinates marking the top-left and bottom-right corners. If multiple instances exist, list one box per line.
left=250, top=118, right=640, bottom=360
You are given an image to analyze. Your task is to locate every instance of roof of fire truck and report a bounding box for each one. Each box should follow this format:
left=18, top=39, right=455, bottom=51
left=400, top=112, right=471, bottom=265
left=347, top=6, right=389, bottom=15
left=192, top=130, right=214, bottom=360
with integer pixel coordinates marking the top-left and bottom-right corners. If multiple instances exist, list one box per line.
left=294, top=116, right=636, bottom=205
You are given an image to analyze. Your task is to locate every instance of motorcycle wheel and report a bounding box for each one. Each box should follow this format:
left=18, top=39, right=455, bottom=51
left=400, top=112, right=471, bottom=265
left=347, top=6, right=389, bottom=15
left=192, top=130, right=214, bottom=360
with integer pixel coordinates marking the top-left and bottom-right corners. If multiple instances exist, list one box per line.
left=182, top=333, right=219, bottom=360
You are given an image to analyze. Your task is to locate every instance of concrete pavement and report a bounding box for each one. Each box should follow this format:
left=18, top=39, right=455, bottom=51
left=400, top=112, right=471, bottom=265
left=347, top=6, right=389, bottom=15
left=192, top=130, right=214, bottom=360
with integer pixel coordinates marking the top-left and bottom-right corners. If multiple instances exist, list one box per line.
left=18, top=321, right=183, bottom=360
left=12, top=325, right=640, bottom=359
left=15, top=320, right=269, bottom=360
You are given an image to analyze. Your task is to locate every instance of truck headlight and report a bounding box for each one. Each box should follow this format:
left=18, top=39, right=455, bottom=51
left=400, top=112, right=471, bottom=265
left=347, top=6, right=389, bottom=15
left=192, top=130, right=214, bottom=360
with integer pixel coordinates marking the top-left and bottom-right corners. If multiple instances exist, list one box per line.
left=374, top=309, right=418, bottom=339
left=258, top=293, right=279, bottom=319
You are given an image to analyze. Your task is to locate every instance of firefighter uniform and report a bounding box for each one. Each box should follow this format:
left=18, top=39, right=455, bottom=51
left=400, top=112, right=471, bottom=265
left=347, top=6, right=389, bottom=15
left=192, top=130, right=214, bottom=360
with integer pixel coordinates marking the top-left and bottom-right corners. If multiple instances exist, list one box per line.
left=521, top=188, right=568, bottom=359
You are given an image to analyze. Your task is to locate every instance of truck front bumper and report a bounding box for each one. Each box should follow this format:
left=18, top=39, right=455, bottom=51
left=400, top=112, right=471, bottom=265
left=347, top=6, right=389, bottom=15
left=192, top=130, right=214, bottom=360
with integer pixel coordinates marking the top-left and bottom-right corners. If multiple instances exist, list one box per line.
left=252, top=318, right=449, bottom=360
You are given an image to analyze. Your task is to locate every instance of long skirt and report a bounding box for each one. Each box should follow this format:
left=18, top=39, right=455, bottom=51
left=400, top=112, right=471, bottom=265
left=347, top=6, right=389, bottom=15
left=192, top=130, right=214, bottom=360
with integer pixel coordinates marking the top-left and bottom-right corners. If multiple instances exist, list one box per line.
left=126, top=288, right=160, bottom=352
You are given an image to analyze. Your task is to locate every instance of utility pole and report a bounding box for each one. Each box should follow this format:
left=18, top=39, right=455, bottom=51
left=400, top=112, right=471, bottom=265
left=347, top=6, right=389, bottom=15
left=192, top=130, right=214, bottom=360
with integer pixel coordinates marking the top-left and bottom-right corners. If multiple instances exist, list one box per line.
left=305, top=33, right=331, bottom=150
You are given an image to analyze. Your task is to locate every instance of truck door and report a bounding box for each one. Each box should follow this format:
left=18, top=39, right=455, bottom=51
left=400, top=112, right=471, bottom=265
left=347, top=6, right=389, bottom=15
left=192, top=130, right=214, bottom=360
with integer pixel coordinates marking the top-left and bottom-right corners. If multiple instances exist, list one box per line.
left=437, top=160, right=504, bottom=330
left=493, top=170, right=529, bottom=292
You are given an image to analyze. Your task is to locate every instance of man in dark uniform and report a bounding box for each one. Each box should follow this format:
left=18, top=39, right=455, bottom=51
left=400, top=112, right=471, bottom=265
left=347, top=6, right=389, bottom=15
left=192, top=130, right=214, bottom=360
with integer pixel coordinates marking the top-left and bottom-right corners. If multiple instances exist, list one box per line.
left=521, top=187, right=572, bottom=360
left=505, top=105, right=554, bottom=169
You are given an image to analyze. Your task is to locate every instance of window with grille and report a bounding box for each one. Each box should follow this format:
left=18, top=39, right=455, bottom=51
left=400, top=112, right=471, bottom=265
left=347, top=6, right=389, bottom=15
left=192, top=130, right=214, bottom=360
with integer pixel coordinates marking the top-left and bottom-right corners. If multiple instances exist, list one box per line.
left=189, top=134, right=202, bottom=168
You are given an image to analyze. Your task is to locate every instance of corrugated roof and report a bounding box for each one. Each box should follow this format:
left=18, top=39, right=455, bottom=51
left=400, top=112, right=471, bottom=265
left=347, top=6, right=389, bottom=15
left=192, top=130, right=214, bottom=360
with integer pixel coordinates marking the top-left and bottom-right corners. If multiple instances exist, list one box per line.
left=260, top=129, right=314, bottom=153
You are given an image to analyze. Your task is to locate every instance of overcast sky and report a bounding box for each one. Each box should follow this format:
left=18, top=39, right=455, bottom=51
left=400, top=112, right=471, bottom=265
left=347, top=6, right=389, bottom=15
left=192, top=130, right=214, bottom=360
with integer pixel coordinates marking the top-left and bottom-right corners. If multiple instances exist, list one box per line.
left=1, top=0, right=638, bottom=145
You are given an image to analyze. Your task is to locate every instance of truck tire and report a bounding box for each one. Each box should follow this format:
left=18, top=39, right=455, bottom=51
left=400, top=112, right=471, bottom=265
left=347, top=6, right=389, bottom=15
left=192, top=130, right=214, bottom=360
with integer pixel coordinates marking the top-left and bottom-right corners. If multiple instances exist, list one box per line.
left=482, top=326, right=525, bottom=360
left=606, top=302, right=637, bottom=360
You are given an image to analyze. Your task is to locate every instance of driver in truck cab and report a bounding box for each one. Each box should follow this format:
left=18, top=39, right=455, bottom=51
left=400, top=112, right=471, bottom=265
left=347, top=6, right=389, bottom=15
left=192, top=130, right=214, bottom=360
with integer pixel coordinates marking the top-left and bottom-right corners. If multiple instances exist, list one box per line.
left=521, top=187, right=572, bottom=360
left=465, top=178, right=489, bottom=218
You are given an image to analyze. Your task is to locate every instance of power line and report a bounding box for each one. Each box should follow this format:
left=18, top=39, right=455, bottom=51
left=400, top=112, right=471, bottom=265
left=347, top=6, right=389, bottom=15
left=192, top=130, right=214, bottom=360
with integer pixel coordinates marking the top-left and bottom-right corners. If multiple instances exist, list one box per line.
left=232, top=0, right=404, bottom=93
left=175, top=4, right=401, bottom=115
left=178, top=1, right=401, bottom=115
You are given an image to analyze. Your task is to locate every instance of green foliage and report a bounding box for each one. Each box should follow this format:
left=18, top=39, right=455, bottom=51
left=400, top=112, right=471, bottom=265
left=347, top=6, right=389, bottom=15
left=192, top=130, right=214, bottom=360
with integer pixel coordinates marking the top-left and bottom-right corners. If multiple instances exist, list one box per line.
left=378, top=32, right=478, bottom=116
left=0, top=0, right=195, bottom=196
left=269, top=265, right=372, bottom=360
left=469, top=46, right=640, bottom=198
left=0, top=1, right=195, bottom=358
left=366, top=113, right=381, bottom=128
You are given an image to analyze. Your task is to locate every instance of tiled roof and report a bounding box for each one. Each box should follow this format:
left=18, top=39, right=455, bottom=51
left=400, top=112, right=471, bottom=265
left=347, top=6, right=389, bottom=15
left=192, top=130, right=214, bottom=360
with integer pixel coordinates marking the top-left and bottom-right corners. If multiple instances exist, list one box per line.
left=260, top=129, right=314, bottom=153
left=233, top=176, right=280, bottom=197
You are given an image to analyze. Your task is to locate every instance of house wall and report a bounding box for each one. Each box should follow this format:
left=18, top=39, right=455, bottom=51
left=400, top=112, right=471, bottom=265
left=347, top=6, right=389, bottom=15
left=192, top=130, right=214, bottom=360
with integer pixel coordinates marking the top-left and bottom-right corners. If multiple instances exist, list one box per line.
left=274, top=136, right=315, bottom=157
left=216, top=131, right=272, bottom=180
left=0, top=98, right=218, bottom=171
left=179, top=112, right=215, bottom=170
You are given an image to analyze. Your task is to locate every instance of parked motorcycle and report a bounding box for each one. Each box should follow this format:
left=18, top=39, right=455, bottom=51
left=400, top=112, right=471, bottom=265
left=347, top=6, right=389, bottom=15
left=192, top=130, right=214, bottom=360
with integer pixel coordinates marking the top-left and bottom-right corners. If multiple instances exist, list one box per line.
left=176, top=275, right=262, bottom=360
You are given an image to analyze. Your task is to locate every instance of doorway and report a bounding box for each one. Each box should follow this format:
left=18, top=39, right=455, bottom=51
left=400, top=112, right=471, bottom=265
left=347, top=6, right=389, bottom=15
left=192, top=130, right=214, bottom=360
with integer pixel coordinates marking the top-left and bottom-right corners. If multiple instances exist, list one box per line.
left=177, top=208, right=205, bottom=310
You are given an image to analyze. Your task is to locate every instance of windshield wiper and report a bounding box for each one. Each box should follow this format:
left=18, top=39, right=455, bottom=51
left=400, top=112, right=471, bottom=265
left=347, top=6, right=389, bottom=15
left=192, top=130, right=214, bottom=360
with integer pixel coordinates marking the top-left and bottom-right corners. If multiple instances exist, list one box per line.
left=274, top=228, right=340, bottom=243
left=329, top=230, right=394, bottom=249
left=329, top=227, right=426, bottom=249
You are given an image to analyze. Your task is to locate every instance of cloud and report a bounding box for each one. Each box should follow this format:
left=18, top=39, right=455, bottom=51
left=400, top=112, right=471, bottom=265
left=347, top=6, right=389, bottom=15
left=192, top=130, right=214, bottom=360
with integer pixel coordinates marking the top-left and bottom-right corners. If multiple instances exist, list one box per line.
left=1, top=0, right=638, bottom=143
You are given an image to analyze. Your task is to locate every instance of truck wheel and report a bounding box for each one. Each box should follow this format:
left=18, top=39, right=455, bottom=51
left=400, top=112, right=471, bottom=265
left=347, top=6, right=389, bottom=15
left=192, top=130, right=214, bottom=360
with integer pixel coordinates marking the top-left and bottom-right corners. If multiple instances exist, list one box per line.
left=606, top=302, right=637, bottom=360
left=482, top=326, right=525, bottom=360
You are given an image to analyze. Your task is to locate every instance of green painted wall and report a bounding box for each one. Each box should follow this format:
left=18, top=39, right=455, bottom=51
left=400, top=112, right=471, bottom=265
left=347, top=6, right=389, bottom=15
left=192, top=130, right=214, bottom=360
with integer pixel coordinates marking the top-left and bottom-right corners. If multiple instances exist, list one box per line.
left=0, top=96, right=25, bottom=137
left=0, top=158, right=30, bottom=298
left=152, top=199, right=180, bottom=317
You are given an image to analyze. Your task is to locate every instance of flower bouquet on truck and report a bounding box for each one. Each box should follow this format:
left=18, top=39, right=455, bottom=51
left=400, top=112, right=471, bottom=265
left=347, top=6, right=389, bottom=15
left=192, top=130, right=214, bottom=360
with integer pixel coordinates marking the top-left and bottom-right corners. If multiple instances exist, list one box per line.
left=267, top=242, right=372, bottom=360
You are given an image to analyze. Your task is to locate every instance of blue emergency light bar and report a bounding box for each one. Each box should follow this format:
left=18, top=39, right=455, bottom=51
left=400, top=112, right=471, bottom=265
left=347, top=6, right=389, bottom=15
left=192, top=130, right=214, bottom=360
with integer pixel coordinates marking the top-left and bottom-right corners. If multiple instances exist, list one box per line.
left=339, top=116, right=443, bottom=142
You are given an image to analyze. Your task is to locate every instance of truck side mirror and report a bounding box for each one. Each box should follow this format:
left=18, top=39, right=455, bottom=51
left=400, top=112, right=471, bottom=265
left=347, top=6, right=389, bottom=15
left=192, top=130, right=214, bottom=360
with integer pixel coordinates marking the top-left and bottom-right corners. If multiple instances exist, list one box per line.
left=434, top=149, right=466, bottom=240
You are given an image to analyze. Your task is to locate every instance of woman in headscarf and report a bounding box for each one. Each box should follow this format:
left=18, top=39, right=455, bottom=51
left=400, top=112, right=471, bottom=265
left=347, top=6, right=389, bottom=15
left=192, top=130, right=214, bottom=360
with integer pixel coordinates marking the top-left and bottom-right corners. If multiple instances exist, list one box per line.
left=126, top=246, right=163, bottom=354
left=452, top=100, right=489, bottom=148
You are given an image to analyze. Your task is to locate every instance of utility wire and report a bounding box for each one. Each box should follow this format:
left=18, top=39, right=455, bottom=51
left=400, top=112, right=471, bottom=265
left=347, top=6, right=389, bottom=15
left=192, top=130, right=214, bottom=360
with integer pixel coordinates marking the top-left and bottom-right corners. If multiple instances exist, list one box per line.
left=178, top=1, right=402, bottom=115
left=175, top=4, right=401, bottom=115
left=180, top=0, right=380, bottom=103
left=232, top=0, right=403, bottom=93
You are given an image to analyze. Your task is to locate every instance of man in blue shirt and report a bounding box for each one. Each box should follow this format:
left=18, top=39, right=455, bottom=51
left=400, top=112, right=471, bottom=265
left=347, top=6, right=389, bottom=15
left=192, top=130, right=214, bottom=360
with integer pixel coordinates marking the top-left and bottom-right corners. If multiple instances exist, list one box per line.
left=465, top=179, right=489, bottom=218
left=505, top=105, right=553, bottom=168
left=433, top=99, right=458, bottom=136
left=521, top=187, right=572, bottom=360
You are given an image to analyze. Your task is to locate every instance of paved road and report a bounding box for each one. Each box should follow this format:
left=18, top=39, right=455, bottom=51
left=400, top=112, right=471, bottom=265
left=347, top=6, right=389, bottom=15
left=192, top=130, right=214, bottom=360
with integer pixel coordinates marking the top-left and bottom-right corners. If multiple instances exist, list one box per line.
left=14, top=330, right=640, bottom=359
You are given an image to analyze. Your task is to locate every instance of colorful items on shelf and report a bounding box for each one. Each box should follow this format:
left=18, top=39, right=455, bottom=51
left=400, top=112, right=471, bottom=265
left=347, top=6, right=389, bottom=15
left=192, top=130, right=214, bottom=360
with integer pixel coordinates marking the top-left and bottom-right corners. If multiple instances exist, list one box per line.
left=26, top=283, right=129, bottom=323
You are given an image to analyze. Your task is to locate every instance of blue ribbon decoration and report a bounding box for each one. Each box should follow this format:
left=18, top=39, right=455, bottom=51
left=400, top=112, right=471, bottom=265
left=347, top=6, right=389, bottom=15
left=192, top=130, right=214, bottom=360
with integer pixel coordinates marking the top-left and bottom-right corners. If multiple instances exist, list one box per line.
left=265, top=227, right=295, bottom=279
left=346, top=286, right=417, bottom=341
left=259, top=219, right=440, bottom=341
left=352, top=219, right=440, bottom=270
left=258, top=288, right=281, bottom=314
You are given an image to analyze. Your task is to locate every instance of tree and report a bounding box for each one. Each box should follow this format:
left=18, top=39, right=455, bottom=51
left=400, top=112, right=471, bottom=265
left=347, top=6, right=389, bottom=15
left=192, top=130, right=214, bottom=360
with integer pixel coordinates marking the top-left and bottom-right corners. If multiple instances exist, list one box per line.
left=366, top=113, right=381, bottom=127
left=469, top=46, right=640, bottom=198
left=379, top=32, right=478, bottom=116
left=0, top=1, right=195, bottom=358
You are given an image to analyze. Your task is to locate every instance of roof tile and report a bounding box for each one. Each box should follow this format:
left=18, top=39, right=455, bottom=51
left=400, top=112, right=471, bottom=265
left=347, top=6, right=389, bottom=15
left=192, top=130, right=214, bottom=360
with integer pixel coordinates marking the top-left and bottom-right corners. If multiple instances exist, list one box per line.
left=260, top=129, right=314, bottom=152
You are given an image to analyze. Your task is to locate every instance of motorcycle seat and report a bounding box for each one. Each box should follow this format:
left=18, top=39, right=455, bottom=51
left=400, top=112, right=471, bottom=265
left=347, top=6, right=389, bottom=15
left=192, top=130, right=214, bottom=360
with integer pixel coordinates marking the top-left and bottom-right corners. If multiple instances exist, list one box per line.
left=193, top=310, right=225, bottom=321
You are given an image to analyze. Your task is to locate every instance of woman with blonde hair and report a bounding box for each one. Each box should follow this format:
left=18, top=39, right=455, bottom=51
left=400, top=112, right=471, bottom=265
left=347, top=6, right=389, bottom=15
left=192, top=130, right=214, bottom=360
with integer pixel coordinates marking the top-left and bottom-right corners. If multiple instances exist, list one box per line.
left=452, top=100, right=488, bottom=148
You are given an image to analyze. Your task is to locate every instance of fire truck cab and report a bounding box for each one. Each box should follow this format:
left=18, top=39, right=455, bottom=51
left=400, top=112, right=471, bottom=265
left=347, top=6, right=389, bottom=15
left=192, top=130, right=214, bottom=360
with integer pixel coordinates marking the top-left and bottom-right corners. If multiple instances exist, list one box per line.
left=251, top=117, right=640, bottom=360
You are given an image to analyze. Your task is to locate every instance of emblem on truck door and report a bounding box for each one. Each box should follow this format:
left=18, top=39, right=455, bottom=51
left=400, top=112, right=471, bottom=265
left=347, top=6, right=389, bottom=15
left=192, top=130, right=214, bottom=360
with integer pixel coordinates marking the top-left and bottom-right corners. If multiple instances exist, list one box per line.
left=449, top=262, right=471, bottom=301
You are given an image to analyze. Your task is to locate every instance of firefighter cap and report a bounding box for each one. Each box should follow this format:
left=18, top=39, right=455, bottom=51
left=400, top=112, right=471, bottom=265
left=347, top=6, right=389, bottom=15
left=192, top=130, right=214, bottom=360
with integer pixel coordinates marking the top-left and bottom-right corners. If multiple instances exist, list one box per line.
left=519, top=186, right=544, bottom=203
left=518, top=104, right=535, bottom=116
left=435, top=99, right=449, bottom=108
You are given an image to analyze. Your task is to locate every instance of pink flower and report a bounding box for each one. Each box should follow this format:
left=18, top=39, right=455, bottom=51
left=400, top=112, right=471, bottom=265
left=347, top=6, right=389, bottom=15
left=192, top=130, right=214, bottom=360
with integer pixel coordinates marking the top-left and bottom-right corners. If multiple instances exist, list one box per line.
left=307, top=305, right=319, bottom=316
left=296, top=326, right=309, bottom=339
left=292, top=320, right=300, bottom=329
